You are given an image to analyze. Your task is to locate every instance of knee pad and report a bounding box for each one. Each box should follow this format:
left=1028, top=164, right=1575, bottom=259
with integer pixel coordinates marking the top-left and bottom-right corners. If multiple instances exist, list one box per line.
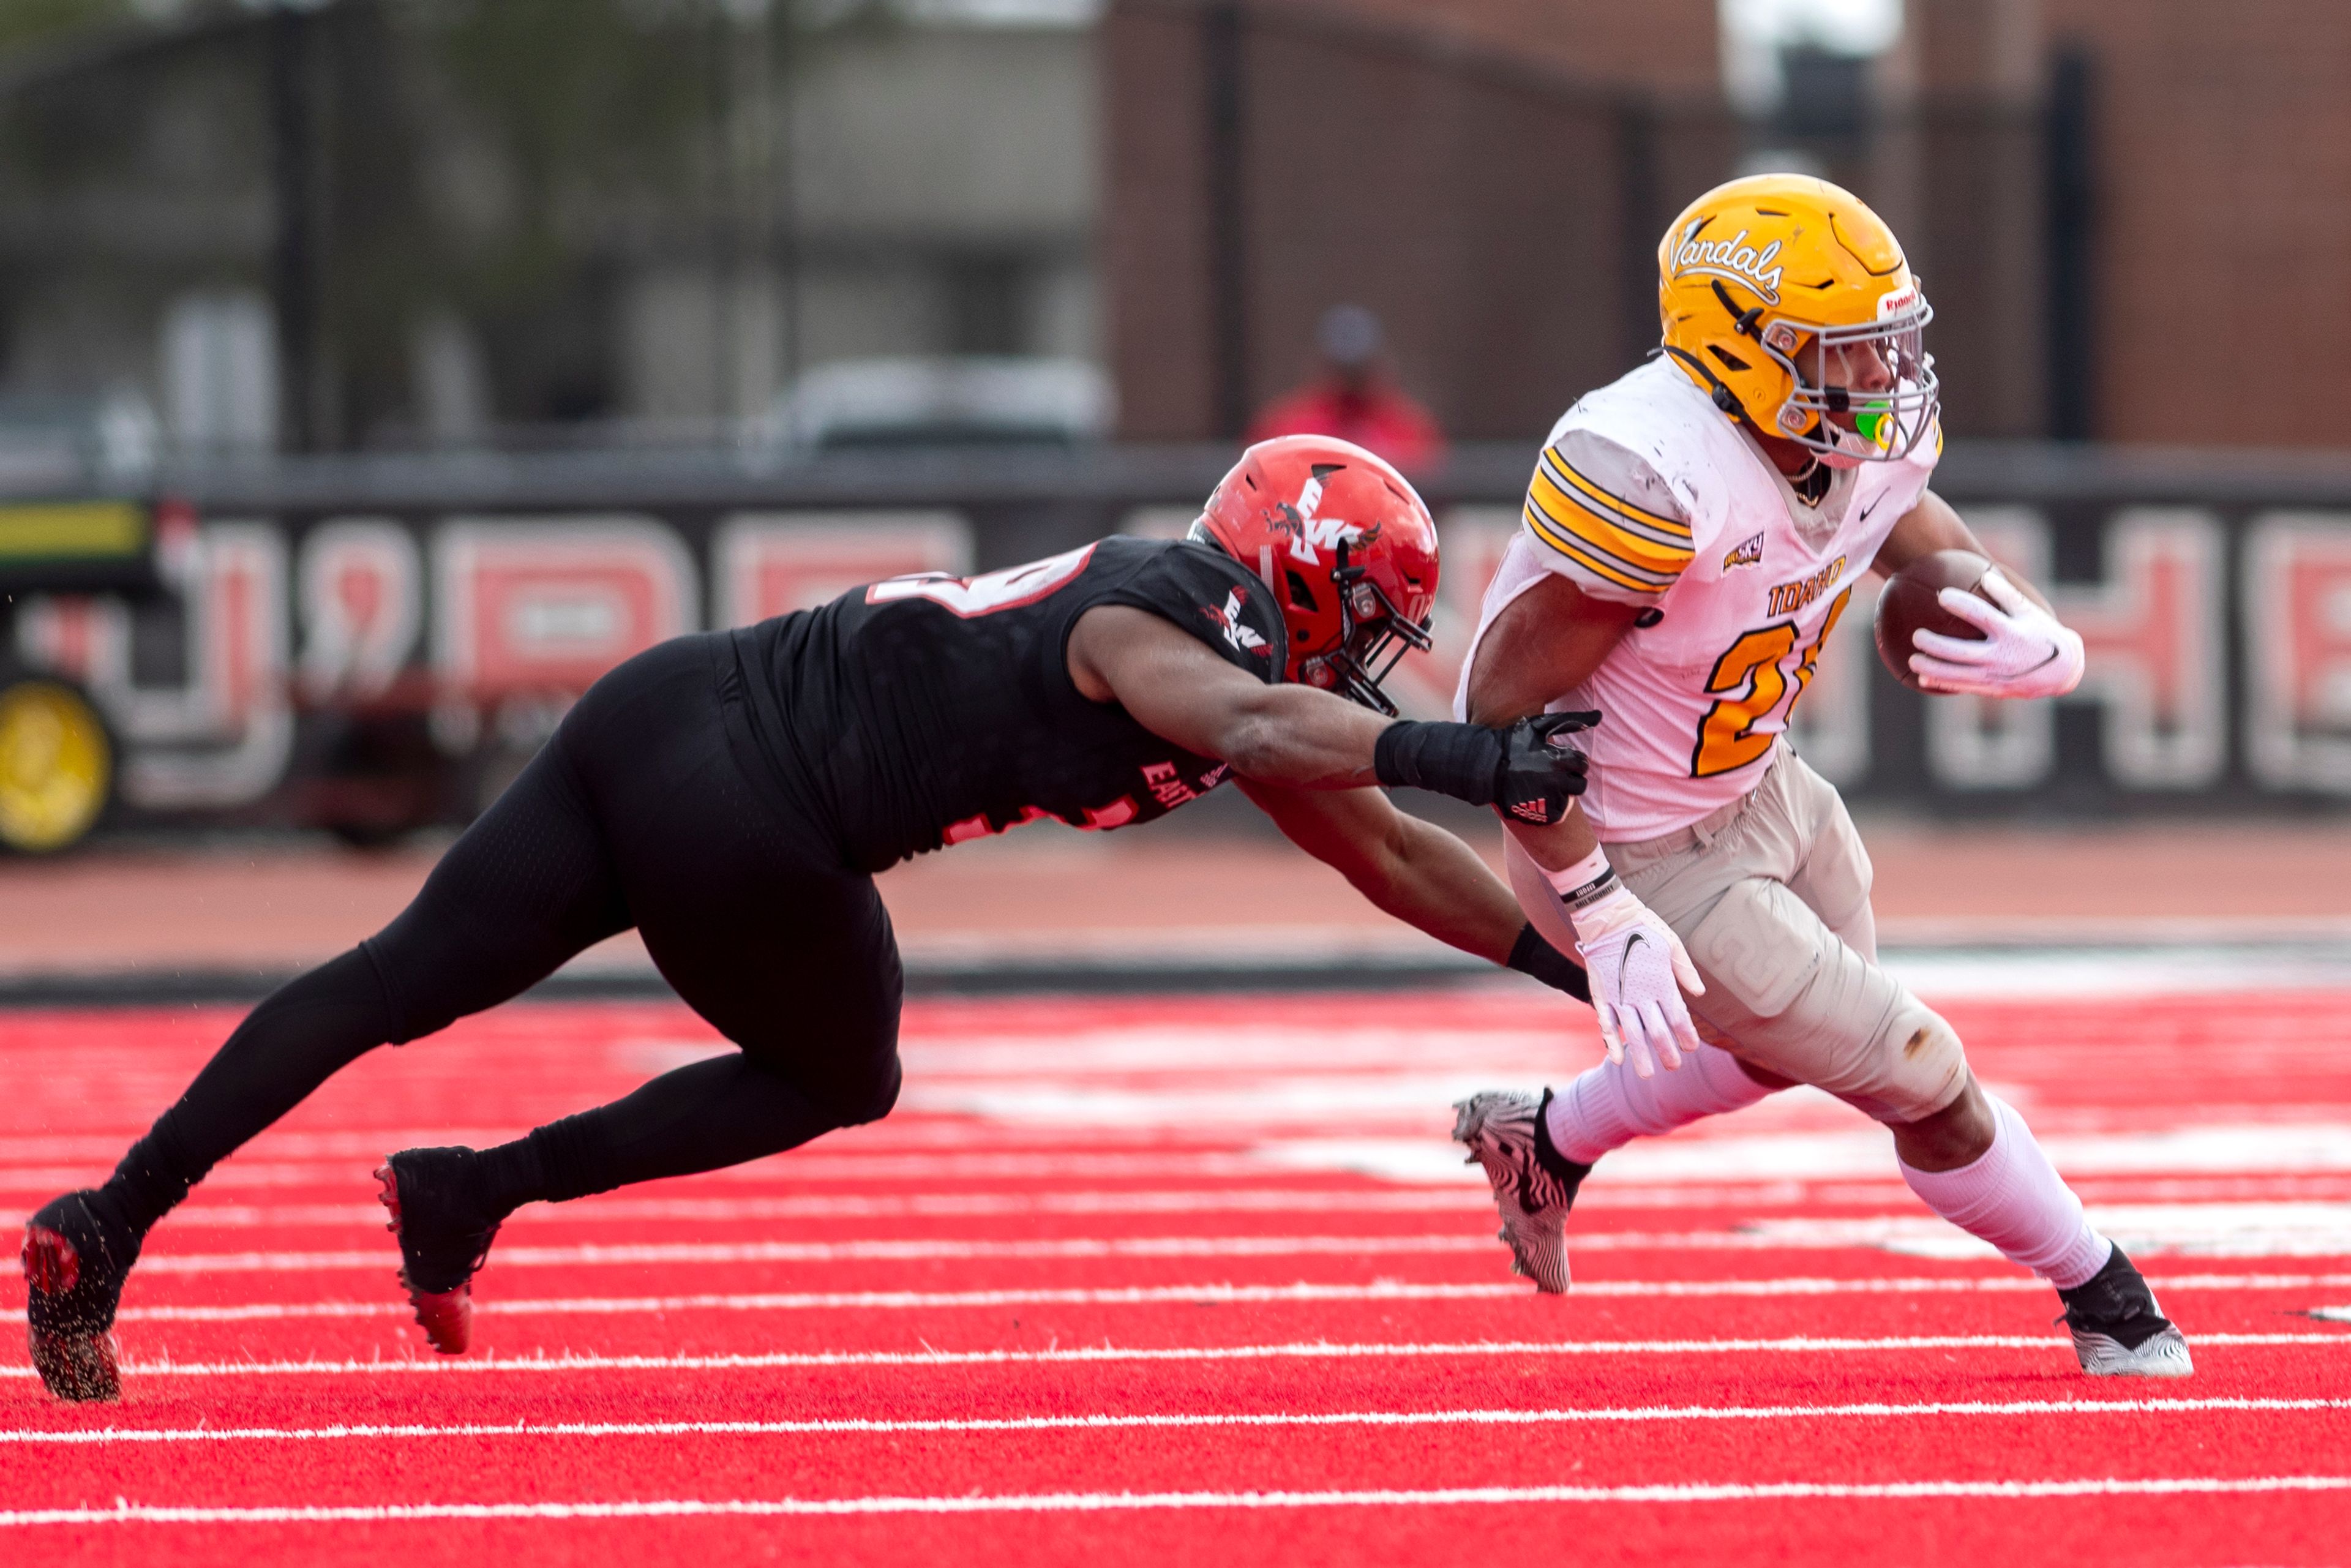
left=1847, top=997, right=1969, bottom=1125
left=1681, top=877, right=1965, bottom=1123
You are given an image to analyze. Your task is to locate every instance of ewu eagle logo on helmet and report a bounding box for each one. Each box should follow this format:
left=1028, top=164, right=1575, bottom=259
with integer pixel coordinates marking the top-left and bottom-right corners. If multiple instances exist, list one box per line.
left=1200, top=587, right=1270, bottom=656
left=1270, top=469, right=1382, bottom=567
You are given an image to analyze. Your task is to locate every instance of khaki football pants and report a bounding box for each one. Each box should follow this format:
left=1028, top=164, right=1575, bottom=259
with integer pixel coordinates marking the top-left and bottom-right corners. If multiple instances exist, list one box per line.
left=1509, top=746, right=1970, bottom=1125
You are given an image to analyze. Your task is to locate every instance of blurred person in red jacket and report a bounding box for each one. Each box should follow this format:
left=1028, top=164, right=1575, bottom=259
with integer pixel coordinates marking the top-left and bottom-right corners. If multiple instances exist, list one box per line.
left=1248, top=304, right=1445, bottom=470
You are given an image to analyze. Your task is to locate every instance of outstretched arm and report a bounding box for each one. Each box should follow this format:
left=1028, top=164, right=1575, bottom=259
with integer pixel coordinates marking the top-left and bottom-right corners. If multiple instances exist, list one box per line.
left=1068, top=605, right=1388, bottom=787
left=1236, top=776, right=1588, bottom=999
left=1068, top=605, right=1590, bottom=821
left=1243, top=778, right=1502, bottom=960
left=1068, top=603, right=1588, bottom=999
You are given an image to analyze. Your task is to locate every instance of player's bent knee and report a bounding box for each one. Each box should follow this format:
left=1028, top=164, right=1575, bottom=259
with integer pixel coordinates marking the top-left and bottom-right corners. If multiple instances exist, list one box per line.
left=844, top=1054, right=904, bottom=1127
left=1852, top=999, right=1969, bottom=1126
left=1682, top=881, right=1967, bottom=1125
left=787, top=1047, right=902, bottom=1130
left=329, top=939, right=440, bottom=1047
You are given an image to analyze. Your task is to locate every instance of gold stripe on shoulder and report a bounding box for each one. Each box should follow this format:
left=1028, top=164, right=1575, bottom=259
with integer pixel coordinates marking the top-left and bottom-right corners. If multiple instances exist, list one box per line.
left=1523, top=505, right=1671, bottom=595
left=1528, top=470, right=1693, bottom=577
left=1546, top=449, right=1693, bottom=539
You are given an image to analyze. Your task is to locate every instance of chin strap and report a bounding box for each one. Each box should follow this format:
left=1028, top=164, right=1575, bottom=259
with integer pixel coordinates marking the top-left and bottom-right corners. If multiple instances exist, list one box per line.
left=1666, top=339, right=1853, bottom=478
left=1660, top=344, right=1745, bottom=418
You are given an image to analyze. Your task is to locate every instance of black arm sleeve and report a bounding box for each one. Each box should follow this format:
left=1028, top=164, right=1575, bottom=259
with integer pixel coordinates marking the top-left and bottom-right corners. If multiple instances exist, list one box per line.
left=1507, top=922, right=1591, bottom=1003
left=1373, top=720, right=1503, bottom=806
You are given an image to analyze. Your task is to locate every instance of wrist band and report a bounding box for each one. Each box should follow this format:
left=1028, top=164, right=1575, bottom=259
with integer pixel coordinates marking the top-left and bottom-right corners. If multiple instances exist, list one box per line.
left=1542, top=845, right=1619, bottom=910
left=1507, top=923, right=1591, bottom=1004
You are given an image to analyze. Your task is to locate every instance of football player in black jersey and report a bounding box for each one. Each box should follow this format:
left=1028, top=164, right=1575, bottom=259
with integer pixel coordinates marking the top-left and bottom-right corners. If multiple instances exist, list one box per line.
left=22, top=435, right=1597, bottom=1400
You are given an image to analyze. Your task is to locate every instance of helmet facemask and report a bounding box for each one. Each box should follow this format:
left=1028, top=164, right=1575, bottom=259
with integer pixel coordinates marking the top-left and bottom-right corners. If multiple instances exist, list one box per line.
left=1759, top=295, right=1938, bottom=468
left=1188, top=435, right=1442, bottom=715
left=1296, top=544, right=1433, bottom=718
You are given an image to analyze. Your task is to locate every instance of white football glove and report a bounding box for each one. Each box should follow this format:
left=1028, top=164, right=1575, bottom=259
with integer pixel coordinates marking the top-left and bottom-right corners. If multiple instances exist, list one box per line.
left=1570, top=882, right=1705, bottom=1079
left=1908, top=567, right=2086, bottom=699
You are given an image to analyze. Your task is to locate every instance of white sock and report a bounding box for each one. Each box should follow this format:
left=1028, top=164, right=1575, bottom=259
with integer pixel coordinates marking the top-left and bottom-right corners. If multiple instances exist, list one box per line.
left=1900, top=1095, right=2112, bottom=1288
left=1544, top=1041, right=1777, bottom=1165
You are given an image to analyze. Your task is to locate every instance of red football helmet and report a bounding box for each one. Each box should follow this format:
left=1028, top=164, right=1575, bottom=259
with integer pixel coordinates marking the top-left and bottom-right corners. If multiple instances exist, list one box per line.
left=1191, top=435, right=1439, bottom=715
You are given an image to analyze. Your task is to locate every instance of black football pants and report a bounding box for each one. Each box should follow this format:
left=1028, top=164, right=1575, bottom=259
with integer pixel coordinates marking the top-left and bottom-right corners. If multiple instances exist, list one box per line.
left=107, top=634, right=904, bottom=1231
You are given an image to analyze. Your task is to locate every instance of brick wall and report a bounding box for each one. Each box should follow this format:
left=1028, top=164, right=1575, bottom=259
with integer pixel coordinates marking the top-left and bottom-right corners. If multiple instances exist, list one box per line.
left=2031, top=1, right=2351, bottom=445
left=1108, top=0, right=2351, bottom=449
left=1102, top=4, right=1221, bottom=439
left=1101, top=0, right=1718, bottom=443
left=1313, top=0, right=1719, bottom=91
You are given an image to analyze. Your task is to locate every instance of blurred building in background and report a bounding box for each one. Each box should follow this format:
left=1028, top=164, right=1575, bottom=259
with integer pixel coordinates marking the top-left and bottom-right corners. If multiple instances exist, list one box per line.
left=1108, top=0, right=2351, bottom=451
left=1109, top=0, right=2023, bottom=443
left=0, top=0, right=1101, bottom=456
left=0, top=0, right=2348, bottom=454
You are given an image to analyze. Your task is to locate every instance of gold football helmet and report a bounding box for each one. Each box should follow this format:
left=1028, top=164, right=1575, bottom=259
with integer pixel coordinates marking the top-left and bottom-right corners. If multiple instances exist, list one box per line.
left=1657, top=173, right=1937, bottom=465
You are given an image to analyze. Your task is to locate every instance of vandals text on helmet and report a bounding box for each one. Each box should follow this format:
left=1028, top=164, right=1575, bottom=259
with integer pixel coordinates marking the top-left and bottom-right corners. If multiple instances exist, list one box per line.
left=1673, top=224, right=1785, bottom=306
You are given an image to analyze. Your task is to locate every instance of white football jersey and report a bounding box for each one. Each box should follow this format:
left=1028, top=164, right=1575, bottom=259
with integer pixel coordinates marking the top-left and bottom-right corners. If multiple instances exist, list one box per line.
left=1455, top=357, right=1939, bottom=840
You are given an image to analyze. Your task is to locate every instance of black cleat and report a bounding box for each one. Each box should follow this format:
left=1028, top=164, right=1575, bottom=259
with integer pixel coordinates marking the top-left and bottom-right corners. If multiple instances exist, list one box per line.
left=2058, top=1245, right=2194, bottom=1378
left=21, top=1188, right=141, bottom=1403
left=1450, top=1088, right=1594, bottom=1293
left=375, top=1147, right=504, bottom=1356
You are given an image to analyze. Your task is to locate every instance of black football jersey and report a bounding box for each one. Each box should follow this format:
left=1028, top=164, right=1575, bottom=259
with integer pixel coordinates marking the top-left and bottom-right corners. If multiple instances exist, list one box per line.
left=729, top=536, right=1290, bottom=871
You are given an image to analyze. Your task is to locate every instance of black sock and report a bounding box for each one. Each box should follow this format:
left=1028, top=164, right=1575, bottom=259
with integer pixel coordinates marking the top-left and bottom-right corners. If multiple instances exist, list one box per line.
left=105, top=1119, right=201, bottom=1236
left=469, top=1135, right=553, bottom=1218
left=1532, top=1087, right=1594, bottom=1187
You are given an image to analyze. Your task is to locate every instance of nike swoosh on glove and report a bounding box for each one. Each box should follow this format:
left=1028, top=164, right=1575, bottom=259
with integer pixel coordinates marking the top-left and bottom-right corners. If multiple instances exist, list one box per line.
left=1569, top=883, right=1704, bottom=1079
left=1908, top=567, right=2086, bottom=699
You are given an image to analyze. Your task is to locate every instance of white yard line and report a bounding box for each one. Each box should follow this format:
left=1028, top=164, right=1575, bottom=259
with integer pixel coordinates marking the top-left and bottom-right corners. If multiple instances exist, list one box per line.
left=21, top=1179, right=2351, bottom=1231
left=103, top=1214, right=2351, bottom=1274
left=0, top=1152, right=1288, bottom=1190
left=1, top=1331, right=2339, bottom=1381
left=108, top=1236, right=1517, bottom=1274
left=6, top=1396, right=2349, bottom=1446
left=107, top=1270, right=2351, bottom=1323
left=8, top=1190, right=1507, bottom=1230
left=7, top=1475, right=2351, bottom=1523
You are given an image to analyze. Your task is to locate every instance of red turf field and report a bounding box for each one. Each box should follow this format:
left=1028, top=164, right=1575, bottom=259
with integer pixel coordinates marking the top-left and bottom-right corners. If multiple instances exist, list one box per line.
left=4, top=986, right=2349, bottom=1564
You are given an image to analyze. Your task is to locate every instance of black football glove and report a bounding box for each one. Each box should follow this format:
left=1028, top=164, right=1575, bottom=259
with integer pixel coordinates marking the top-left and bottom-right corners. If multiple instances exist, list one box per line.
left=1491, top=711, right=1599, bottom=823
left=1372, top=711, right=1598, bottom=824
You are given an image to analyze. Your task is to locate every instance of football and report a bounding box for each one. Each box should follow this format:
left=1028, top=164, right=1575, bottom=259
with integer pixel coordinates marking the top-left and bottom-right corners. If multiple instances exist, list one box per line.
left=1873, top=549, right=1995, bottom=692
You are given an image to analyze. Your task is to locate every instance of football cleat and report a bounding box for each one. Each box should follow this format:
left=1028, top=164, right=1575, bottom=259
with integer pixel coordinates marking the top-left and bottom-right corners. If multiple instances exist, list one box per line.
left=2057, top=1245, right=2194, bottom=1378
left=21, top=1188, right=141, bottom=1403
left=376, top=1147, right=504, bottom=1356
left=1450, top=1088, right=1592, bottom=1294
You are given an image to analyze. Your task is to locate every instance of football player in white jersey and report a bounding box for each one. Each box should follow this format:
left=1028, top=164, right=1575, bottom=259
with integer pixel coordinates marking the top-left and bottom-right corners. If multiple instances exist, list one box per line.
left=1448, top=173, right=2191, bottom=1378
